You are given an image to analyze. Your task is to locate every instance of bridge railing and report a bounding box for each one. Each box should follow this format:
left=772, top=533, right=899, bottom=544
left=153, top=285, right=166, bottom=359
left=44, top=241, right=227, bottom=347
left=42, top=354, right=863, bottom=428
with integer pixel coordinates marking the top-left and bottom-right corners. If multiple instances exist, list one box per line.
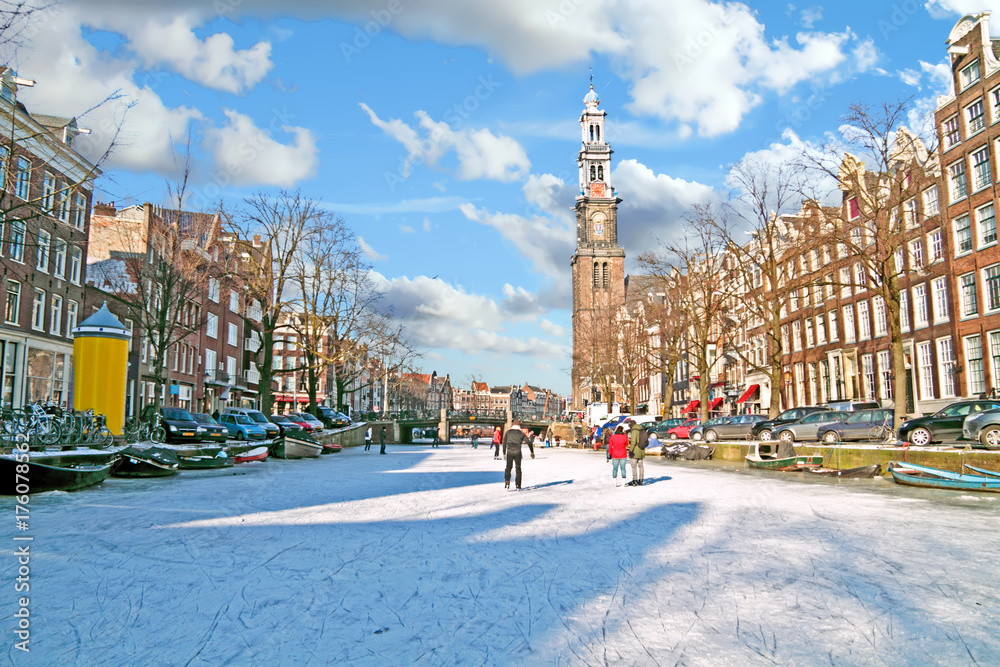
left=353, top=409, right=441, bottom=422
left=447, top=409, right=508, bottom=422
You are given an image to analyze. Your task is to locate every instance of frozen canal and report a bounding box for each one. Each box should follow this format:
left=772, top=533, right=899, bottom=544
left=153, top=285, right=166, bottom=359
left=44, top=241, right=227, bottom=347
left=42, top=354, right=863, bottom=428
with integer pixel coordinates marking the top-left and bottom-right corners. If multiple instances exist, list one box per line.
left=4, top=445, right=999, bottom=665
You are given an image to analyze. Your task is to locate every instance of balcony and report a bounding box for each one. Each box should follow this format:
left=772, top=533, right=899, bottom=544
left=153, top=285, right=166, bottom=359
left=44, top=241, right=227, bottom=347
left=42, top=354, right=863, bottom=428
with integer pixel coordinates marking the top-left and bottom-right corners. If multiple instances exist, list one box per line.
left=246, top=367, right=261, bottom=386
left=204, top=369, right=230, bottom=386
left=245, top=336, right=261, bottom=352
left=232, top=374, right=248, bottom=389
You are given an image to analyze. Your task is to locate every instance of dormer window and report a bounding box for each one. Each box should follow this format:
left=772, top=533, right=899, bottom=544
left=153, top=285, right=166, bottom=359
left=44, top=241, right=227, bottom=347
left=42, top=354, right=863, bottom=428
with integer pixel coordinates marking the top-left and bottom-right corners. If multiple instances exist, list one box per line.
left=961, top=59, right=980, bottom=90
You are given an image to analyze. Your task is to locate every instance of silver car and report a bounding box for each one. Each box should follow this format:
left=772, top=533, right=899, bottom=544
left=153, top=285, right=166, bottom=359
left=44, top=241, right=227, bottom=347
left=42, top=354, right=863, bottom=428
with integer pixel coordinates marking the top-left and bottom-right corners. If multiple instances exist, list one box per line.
left=963, top=408, right=1000, bottom=449
left=772, top=410, right=849, bottom=443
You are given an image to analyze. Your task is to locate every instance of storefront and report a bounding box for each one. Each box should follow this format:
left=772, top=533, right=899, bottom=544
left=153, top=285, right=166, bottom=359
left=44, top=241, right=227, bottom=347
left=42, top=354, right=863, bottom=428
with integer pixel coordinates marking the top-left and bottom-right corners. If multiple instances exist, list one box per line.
left=24, top=339, right=73, bottom=408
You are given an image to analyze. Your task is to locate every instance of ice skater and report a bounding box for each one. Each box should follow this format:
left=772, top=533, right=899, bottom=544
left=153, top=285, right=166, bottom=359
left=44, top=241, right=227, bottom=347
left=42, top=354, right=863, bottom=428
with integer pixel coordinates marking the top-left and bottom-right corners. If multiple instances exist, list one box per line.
left=607, top=425, right=628, bottom=487
left=379, top=426, right=387, bottom=454
left=627, top=419, right=648, bottom=486
left=502, top=421, right=535, bottom=490
left=364, top=426, right=372, bottom=453
left=492, top=426, right=502, bottom=460
left=471, top=432, right=478, bottom=449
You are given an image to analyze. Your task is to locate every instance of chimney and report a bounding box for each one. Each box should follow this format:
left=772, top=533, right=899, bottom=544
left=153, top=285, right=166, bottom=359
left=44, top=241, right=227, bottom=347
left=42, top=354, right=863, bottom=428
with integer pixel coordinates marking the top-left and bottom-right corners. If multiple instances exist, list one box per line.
left=92, top=201, right=116, bottom=217
left=253, top=234, right=261, bottom=245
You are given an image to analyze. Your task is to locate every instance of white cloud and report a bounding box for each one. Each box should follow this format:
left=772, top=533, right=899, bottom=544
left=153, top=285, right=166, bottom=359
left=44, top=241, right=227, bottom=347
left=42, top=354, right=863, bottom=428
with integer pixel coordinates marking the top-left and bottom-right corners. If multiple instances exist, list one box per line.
left=423, top=217, right=432, bottom=232
left=800, top=7, right=823, bottom=28
left=399, top=225, right=415, bottom=234
left=539, top=319, right=566, bottom=337
left=357, top=236, right=387, bottom=261
left=203, top=109, right=318, bottom=187
left=360, top=103, right=530, bottom=183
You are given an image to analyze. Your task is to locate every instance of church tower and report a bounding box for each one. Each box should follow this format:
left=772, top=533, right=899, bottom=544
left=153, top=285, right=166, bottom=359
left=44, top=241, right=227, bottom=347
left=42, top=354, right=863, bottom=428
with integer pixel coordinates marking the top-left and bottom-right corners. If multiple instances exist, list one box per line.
left=571, top=84, right=625, bottom=410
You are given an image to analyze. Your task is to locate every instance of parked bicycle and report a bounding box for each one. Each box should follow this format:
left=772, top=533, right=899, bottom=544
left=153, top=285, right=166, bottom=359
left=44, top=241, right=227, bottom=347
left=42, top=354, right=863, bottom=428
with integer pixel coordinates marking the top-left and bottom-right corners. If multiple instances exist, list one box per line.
left=867, top=414, right=897, bottom=445
left=124, top=413, right=166, bottom=444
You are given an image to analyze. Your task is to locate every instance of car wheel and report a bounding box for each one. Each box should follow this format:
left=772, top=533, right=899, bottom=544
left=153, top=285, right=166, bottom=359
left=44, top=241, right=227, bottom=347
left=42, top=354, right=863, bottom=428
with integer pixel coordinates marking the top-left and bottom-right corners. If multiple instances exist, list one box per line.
left=759, top=430, right=772, bottom=441
left=908, top=427, right=932, bottom=447
left=705, top=429, right=718, bottom=442
left=778, top=430, right=794, bottom=444
left=692, top=432, right=703, bottom=441
left=980, top=426, right=1000, bottom=450
left=236, top=432, right=244, bottom=441
left=669, top=433, right=678, bottom=441
left=822, top=430, right=840, bottom=444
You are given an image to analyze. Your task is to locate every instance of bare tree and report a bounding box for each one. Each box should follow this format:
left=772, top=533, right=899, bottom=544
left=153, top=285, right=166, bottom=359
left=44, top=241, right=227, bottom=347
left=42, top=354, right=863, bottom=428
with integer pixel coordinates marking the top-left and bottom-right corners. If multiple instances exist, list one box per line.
left=641, top=284, right=690, bottom=416
left=572, top=302, right=623, bottom=415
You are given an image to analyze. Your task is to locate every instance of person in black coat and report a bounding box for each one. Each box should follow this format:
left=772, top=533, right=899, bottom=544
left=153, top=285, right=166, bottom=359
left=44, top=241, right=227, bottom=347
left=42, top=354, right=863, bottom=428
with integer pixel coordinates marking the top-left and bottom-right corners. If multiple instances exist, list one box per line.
left=379, top=426, right=387, bottom=455
left=502, top=422, right=535, bottom=490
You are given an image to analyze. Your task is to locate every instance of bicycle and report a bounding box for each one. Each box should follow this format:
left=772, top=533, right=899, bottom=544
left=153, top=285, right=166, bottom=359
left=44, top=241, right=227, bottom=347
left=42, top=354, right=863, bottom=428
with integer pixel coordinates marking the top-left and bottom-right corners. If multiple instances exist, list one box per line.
left=867, top=415, right=897, bottom=445
left=124, top=414, right=165, bottom=444
left=17, top=402, right=62, bottom=446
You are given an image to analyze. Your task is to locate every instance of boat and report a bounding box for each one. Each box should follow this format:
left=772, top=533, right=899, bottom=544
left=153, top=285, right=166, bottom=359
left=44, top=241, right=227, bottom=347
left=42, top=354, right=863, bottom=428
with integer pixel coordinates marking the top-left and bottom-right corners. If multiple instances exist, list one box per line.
left=234, top=445, right=269, bottom=463
left=745, top=441, right=824, bottom=471
left=112, top=446, right=179, bottom=478
left=963, top=464, right=1000, bottom=478
left=888, top=461, right=1000, bottom=492
left=807, top=463, right=882, bottom=478
left=320, top=441, right=343, bottom=454
left=270, top=434, right=322, bottom=459
left=0, top=455, right=114, bottom=494
left=662, top=442, right=712, bottom=460
left=176, top=449, right=234, bottom=469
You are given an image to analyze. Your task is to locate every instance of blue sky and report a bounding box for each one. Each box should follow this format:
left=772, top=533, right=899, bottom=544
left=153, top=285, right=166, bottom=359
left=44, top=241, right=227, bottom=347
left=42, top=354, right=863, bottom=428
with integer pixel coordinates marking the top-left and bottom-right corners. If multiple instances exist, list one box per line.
left=9, top=0, right=991, bottom=397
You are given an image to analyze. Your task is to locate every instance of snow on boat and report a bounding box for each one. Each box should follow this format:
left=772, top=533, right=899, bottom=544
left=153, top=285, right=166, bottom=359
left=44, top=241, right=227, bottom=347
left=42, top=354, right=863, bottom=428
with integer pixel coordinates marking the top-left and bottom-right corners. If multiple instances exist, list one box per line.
left=234, top=445, right=269, bottom=463
left=888, top=461, right=1000, bottom=492
left=745, top=441, right=823, bottom=471
left=807, top=464, right=881, bottom=478
left=112, top=446, right=179, bottom=477
left=176, top=449, right=234, bottom=470
left=0, top=455, right=114, bottom=494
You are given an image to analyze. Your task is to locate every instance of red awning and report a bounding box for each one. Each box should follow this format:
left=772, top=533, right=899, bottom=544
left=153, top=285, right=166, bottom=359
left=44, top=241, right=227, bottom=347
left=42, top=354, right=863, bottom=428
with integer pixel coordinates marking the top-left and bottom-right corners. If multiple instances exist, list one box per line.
left=736, top=384, right=760, bottom=404
left=681, top=400, right=700, bottom=414
left=709, top=397, right=724, bottom=411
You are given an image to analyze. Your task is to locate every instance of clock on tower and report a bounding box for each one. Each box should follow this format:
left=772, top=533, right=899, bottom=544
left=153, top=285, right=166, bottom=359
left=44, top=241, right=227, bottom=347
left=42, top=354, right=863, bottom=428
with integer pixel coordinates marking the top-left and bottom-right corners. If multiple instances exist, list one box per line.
left=590, top=181, right=605, bottom=197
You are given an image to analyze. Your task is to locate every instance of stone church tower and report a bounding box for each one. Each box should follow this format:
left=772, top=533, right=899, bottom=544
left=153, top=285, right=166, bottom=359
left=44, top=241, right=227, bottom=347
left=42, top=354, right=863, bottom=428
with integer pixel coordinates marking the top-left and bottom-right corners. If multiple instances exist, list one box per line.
left=571, top=84, right=625, bottom=410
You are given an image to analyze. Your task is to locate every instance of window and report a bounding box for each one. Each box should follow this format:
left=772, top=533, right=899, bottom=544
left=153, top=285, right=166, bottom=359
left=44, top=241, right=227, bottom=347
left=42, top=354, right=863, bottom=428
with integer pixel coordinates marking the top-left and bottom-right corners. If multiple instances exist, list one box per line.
left=36, top=230, right=49, bottom=272
left=825, top=273, right=834, bottom=300
left=31, top=289, right=44, bottom=331
left=949, top=161, right=967, bottom=202
left=9, top=220, right=24, bottom=262
left=227, top=322, right=238, bottom=346
left=840, top=267, right=851, bottom=298
left=808, top=363, right=818, bottom=404
left=72, top=193, right=86, bottom=230
left=917, top=342, right=935, bottom=400
left=205, top=349, right=217, bottom=375
left=789, top=289, right=799, bottom=312
left=938, top=338, right=956, bottom=398
left=843, top=305, right=856, bottom=343
left=965, top=335, right=986, bottom=396
left=829, top=310, right=839, bottom=341
left=792, top=321, right=801, bottom=352
left=909, top=239, right=924, bottom=268
left=42, top=173, right=55, bottom=212
left=273, top=356, right=283, bottom=370
left=902, top=198, right=917, bottom=229
left=913, top=283, right=928, bottom=327
left=873, top=296, right=887, bottom=336
left=4, top=281, right=19, bottom=324
left=929, top=229, right=943, bottom=262
left=854, top=263, right=866, bottom=294
left=208, top=278, right=220, bottom=302
left=56, top=182, right=69, bottom=223
left=961, top=59, right=980, bottom=89
left=961, top=273, right=978, bottom=317
left=990, top=332, right=1000, bottom=392
left=878, top=350, right=893, bottom=400
left=53, top=238, right=66, bottom=278
left=967, top=100, right=986, bottom=136
left=274, top=336, right=284, bottom=351
left=14, top=158, right=29, bottom=200
left=226, top=356, right=236, bottom=378
left=805, top=318, right=814, bottom=348
left=205, top=312, right=218, bottom=338
left=862, top=354, right=876, bottom=400
left=955, top=215, right=973, bottom=254
left=69, top=246, right=81, bottom=284
left=817, top=314, right=826, bottom=345
left=229, top=291, right=239, bottom=313
left=932, top=277, right=949, bottom=323
left=985, top=264, right=1000, bottom=312
left=49, top=294, right=61, bottom=335
left=848, top=197, right=859, bottom=220
left=923, top=186, right=940, bottom=217
left=979, top=203, right=997, bottom=246
left=972, top=145, right=990, bottom=190
left=858, top=300, right=871, bottom=340
left=943, top=115, right=961, bottom=149
left=900, top=289, right=910, bottom=332
left=781, top=325, right=789, bottom=351
left=66, top=300, right=77, bottom=338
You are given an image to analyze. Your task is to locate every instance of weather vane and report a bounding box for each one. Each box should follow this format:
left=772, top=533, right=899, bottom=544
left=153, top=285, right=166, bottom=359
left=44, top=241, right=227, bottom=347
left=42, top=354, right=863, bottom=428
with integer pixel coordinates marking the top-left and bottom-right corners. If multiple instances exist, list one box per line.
left=589, top=66, right=593, bottom=86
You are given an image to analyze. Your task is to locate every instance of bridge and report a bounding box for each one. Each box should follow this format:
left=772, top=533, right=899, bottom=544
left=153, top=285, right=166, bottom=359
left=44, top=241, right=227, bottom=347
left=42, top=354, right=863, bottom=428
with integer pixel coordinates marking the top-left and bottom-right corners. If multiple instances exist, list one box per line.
left=352, top=409, right=572, bottom=444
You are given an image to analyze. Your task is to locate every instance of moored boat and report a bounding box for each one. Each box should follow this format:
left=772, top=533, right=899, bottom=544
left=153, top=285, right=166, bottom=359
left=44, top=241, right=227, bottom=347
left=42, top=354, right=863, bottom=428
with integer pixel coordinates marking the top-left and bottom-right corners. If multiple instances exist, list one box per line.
left=0, top=456, right=114, bottom=494
left=234, top=445, right=269, bottom=463
left=176, top=449, right=234, bottom=469
left=112, top=446, right=179, bottom=477
left=321, top=442, right=342, bottom=454
left=745, top=442, right=824, bottom=471
left=807, top=463, right=882, bottom=478
left=270, top=434, right=322, bottom=459
left=888, top=461, right=1000, bottom=492
left=963, top=464, right=1000, bottom=478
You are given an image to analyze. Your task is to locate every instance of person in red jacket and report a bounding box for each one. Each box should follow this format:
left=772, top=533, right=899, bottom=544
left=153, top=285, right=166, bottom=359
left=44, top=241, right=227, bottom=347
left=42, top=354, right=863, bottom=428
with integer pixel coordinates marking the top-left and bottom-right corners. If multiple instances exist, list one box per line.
left=491, top=426, right=502, bottom=460
left=607, top=425, right=629, bottom=487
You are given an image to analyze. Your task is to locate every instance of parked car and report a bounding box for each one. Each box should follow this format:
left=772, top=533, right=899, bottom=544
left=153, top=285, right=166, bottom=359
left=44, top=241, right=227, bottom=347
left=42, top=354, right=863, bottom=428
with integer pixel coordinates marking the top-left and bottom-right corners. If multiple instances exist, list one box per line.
left=647, top=418, right=685, bottom=437
left=688, top=416, right=734, bottom=441
left=316, top=406, right=351, bottom=428
left=816, top=408, right=895, bottom=443
left=750, top=407, right=830, bottom=440
left=772, top=411, right=849, bottom=443
left=141, top=405, right=203, bottom=443
left=270, top=414, right=307, bottom=436
left=822, top=401, right=881, bottom=412
left=899, top=399, right=1000, bottom=446
left=291, top=412, right=325, bottom=431
left=191, top=413, right=228, bottom=443
left=222, top=408, right=280, bottom=440
left=701, top=414, right=769, bottom=442
left=963, top=408, right=1000, bottom=449
left=601, top=415, right=630, bottom=432
left=217, top=413, right=268, bottom=441
left=666, top=418, right=701, bottom=440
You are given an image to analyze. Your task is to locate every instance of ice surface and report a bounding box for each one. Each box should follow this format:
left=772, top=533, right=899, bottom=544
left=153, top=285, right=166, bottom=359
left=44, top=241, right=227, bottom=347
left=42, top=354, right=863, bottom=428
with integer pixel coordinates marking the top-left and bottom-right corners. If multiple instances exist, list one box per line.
left=4, top=446, right=999, bottom=665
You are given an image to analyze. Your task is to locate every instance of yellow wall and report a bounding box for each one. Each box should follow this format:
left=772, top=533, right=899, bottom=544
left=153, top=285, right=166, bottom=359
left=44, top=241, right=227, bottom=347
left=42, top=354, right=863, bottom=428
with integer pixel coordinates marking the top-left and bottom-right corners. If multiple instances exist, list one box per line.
left=73, top=335, right=128, bottom=435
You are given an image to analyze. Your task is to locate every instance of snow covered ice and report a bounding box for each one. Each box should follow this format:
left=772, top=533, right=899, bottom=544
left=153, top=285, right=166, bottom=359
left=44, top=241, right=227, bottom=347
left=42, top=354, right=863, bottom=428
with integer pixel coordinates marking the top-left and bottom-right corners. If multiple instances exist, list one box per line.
left=4, top=445, right=999, bottom=665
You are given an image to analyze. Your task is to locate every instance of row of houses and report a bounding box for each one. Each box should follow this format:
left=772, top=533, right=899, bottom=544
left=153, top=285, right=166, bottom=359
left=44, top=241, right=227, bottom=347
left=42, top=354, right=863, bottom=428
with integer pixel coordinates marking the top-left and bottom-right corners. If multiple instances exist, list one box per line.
left=627, top=13, right=1000, bottom=420
left=452, top=381, right=564, bottom=418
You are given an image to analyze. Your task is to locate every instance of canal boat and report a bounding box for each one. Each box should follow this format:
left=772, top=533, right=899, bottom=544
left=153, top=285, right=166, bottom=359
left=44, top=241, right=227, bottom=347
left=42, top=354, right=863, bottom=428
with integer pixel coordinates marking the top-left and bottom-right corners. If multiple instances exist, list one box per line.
left=320, top=441, right=343, bottom=454
left=888, top=461, right=1000, bottom=492
left=963, top=464, right=1000, bottom=478
left=745, top=441, right=824, bottom=471
left=176, top=448, right=233, bottom=469
left=234, top=445, right=269, bottom=463
left=807, top=463, right=882, bottom=478
left=112, top=446, right=179, bottom=477
left=0, top=455, right=114, bottom=494
left=270, top=434, right=323, bottom=459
